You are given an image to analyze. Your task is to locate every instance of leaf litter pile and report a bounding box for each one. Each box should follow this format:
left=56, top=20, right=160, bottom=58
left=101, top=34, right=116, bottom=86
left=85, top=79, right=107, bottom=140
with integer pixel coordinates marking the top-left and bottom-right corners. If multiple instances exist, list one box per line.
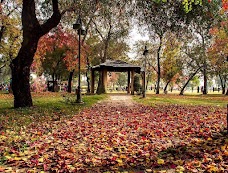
left=0, top=103, right=227, bottom=172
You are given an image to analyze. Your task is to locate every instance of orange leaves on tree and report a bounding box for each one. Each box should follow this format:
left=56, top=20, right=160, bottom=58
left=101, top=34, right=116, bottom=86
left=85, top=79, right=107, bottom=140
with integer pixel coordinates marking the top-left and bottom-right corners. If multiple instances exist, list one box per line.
left=222, top=0, right=228, bottom=10
left=34, top=25, right=88, bottom=73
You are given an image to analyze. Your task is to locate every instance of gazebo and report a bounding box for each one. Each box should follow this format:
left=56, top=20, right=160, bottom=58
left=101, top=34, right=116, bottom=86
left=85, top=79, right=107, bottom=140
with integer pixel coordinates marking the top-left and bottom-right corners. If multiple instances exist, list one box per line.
left=91, top=60, right=145, bottom=94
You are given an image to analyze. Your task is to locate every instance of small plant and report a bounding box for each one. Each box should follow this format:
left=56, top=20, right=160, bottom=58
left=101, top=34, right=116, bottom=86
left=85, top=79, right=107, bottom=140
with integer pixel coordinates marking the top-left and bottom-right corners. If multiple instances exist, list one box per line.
left=62, top=94, right=77, bottom=104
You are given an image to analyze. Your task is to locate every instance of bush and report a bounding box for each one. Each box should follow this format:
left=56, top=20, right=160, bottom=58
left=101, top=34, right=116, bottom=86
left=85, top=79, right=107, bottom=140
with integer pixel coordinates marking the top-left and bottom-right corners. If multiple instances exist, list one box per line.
left=133, top=75, right=142, bottom=92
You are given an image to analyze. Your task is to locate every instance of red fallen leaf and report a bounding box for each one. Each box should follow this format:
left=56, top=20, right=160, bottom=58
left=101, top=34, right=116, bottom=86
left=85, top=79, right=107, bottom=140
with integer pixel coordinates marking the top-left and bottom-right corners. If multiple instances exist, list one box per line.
left=43, top=163, right=48, bottom=171
left=141, top=136, right=147, bottom=140
left=170, top=164, right=177, bottom=169
left=111, top=156, right=117, bottom=161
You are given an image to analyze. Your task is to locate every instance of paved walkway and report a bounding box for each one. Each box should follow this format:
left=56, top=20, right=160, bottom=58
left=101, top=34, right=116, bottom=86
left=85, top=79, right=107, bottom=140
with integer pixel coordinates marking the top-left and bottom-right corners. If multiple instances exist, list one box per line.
left=98, top=94, right=136, bottom=107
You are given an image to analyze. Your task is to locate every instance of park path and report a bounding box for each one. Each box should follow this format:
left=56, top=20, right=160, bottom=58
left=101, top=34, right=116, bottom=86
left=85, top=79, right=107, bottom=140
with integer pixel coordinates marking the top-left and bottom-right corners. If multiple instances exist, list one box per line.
left=97, top=94, right=136, bottom=107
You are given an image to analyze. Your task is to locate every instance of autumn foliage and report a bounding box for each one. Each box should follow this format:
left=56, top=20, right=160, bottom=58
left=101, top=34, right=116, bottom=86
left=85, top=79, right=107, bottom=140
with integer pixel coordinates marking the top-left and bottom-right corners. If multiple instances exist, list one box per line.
left=0, top=100, right=226, bottom=172
left=33, top=26, right=87, bottom=74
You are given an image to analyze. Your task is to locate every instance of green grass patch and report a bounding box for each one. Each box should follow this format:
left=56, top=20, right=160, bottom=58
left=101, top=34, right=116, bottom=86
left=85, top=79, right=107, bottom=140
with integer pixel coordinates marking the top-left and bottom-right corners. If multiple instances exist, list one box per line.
left=133, top=94, right=228, bottom=107
left=0, top=92, right=107, bottom=132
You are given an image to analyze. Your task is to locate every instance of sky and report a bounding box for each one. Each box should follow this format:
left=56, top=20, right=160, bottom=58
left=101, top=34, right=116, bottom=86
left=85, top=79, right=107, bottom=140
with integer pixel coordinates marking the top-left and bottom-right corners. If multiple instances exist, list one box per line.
left=127, top=26, right=149, bottom=59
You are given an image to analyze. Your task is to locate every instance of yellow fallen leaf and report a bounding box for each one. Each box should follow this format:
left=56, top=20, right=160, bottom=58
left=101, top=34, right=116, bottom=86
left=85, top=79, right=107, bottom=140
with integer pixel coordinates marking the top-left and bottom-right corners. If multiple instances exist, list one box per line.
left=13, top=157, right=21, bottom=161
left=38, top=157, right=44, bottom=162
left=207, top=164, right=218, bottom=172
left=116, top=159, right=123, bottom=163
left=105, top=147, right=113, bottom=151
left=157, top=159, right=165, bottom=164
left=5, top=156, right=11, bottom=159
left=221, top=145, right=226, bottom=151
left=120, top=154, right=127, bottom=159
left=173, top=159, right=184, bottom=165
left=176, top=165, right=185, bottom=172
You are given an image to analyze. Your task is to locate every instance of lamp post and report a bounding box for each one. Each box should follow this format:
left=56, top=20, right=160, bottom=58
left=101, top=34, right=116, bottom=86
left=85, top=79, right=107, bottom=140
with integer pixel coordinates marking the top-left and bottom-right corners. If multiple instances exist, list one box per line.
left=73, top=15, right=85, bottom=103
left=142, top=45, right=148, bottom=98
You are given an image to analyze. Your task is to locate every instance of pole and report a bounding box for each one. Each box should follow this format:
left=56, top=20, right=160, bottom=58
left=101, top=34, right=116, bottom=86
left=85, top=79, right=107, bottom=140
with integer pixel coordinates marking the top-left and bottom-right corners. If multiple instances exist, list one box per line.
left=76, top=25, right=82, bottom=103
left=142, top=46, right=148, bottom=98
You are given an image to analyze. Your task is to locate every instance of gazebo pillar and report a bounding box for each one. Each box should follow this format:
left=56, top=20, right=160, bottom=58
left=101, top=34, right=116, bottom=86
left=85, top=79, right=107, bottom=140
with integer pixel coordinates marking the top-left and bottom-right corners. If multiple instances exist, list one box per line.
left=127, top=71, right=130, bottom=94
left=130, top=70, right=135, bottom=95
left=91, top=69, right=95, bottom=94
left=103, top=68, right=107, bottom=93
left=142, top=71, right=146, bottom=97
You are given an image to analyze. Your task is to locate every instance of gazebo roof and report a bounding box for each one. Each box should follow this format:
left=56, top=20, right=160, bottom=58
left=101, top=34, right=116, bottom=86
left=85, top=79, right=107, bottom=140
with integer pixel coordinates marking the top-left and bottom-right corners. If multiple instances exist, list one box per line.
left=92, top=60, right=142, bottom=73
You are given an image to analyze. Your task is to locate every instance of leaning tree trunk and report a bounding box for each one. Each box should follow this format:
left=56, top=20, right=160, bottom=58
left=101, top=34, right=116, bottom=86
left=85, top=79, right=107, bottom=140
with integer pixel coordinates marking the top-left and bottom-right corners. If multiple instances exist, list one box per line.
left=180, top=67, right=202, bottom=95
left=10, top=0, right=61, bottom=108
left=164, top=80, right=171, bottom=94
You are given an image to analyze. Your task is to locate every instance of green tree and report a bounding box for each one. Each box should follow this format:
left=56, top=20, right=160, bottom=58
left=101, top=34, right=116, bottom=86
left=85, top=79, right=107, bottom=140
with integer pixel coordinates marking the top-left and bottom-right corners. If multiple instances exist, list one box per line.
left=117, top=72, right=127, bottom=88
left=208, top=20, right=228, bottom=95
left=134, top=0, right=186, bottom=94
left=184, top=0, right=222, bottom=94
left=91, top=1, right=130, bottom=94
left=0, top=0, right=21, bottom=81
left=162, top=33, right=183, bottom=93
left=133, top=75, right=141, bottom=93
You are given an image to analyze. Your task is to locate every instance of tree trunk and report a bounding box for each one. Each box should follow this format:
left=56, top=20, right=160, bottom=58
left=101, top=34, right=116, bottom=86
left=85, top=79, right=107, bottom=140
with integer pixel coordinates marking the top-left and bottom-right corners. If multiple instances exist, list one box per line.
left=180, top=67, right=202, bottom=95
left=52, top=74, right=55, bottom=92
left=96, top=72, right=105, bottom=94
left=219, top=74, right=226, bottom=94
left=164, top=80, right=171, bottom=94
left=67, top=70, right=74, bottom=93
left=86, top=56, right=90, bottom=93
left=202, top=62, right=207, bottom=94
left=156, top=35, right=162, bottom=94
left=86, top=70, right=90, bottom=93
left=226, top=88, right=228, bottom=95
left=11, top=53, right=34, bottom=108
left=10, top=0, right=61, bottom=108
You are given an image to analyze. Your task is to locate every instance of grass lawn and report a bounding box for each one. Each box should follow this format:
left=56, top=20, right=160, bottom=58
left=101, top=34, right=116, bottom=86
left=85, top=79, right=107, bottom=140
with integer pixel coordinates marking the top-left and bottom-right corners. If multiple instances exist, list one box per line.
left=133, top=93, right=228, bottom=108
left=0, top=92, right=107, bottom=132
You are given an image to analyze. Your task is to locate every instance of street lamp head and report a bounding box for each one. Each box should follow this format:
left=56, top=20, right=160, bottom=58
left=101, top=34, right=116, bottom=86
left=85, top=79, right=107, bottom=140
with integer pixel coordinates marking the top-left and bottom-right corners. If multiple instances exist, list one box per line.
left=73, top=17, right=81, bottom=30
left=81, top=28, right=86, bottom=35
left=143, top=45, right=149, bottom=56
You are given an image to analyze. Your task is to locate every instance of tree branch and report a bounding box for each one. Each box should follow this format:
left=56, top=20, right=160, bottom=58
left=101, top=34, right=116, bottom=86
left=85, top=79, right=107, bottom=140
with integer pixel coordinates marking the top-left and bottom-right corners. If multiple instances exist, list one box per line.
left=92, top=20, right=104, bottom=40
left=40, top=0, right=61, bottom=36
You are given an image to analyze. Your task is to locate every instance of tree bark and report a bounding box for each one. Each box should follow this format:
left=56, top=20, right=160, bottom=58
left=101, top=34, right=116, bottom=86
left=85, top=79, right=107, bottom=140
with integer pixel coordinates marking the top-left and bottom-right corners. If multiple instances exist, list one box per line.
left=179, top=67, right=202, bottom=95
left=164, top=80, right=171, bottom=94
left=219, top=74, right=226, bottom=95
left=10, top=0, right=61, bottom=108
left=86, top=56, right=90, bottom=93
left=96, top=71, right=105, bottom=94
left=156, top=35, right=162, bottom=94
left=67, top=70, right=74, bottom=93
left=202, top=62, right=207, bottom=94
